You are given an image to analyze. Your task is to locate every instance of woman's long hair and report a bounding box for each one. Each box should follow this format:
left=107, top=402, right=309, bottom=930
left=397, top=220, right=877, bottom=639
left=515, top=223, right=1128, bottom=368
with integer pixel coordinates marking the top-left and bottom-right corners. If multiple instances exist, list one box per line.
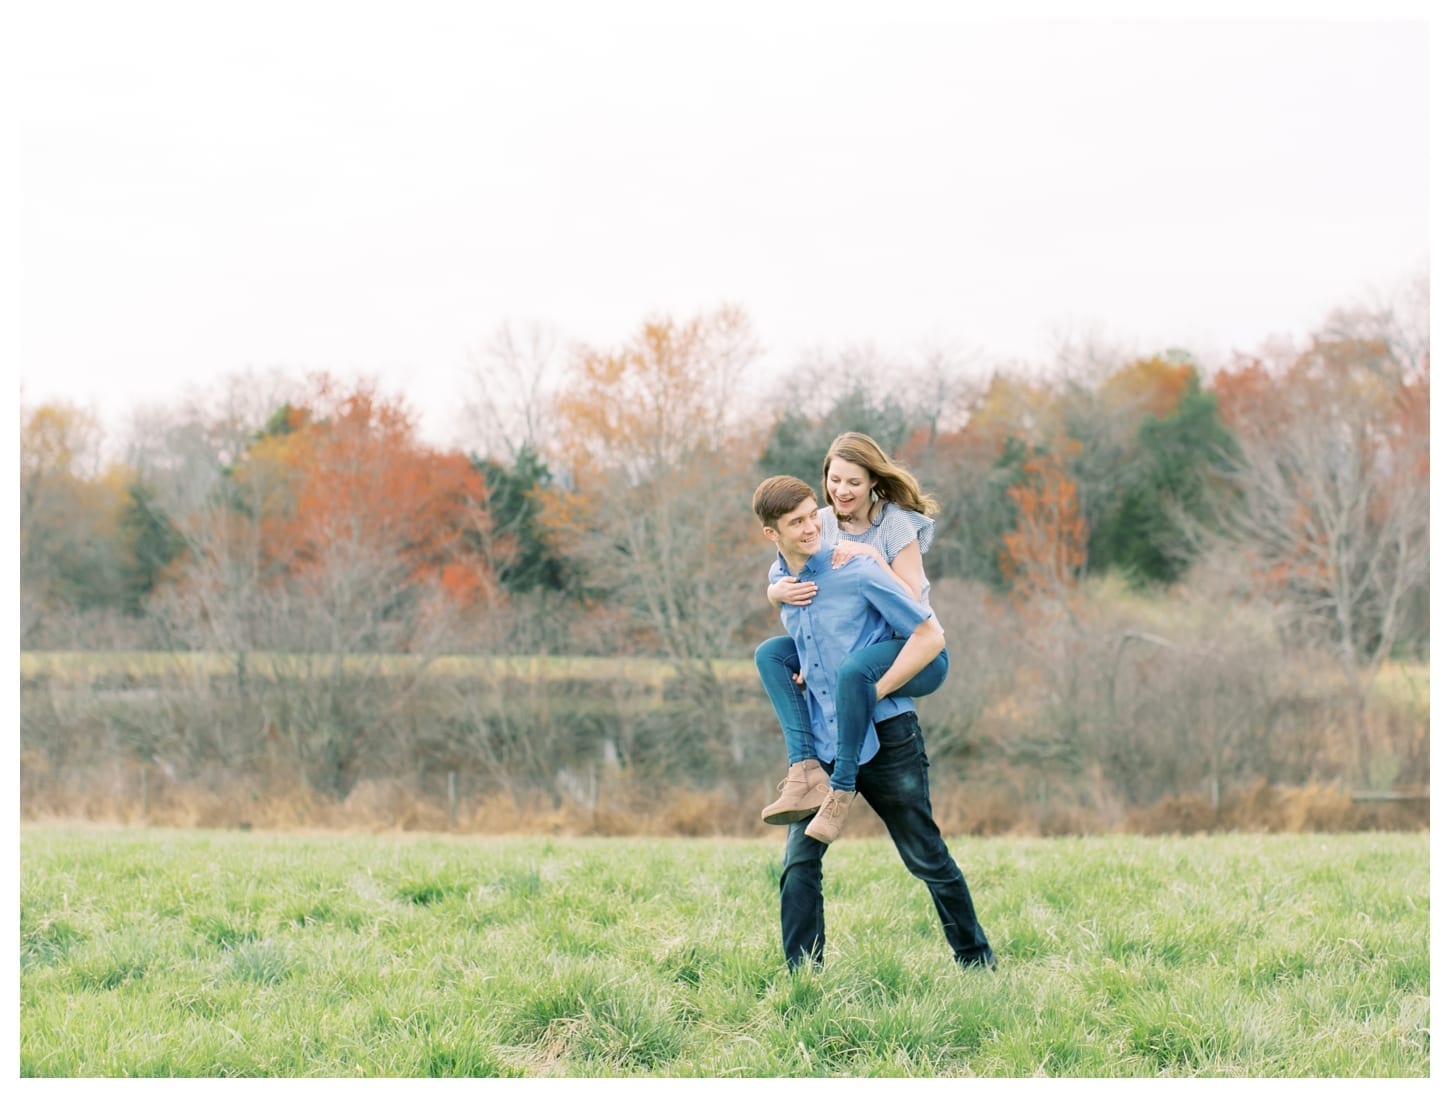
left=821, top=432, right=940, bottom=519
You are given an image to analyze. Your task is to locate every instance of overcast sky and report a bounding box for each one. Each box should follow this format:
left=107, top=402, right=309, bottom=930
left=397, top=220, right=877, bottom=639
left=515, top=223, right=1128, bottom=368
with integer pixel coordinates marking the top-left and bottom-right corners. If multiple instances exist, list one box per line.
left=12, top=1, right=1432, bottom=449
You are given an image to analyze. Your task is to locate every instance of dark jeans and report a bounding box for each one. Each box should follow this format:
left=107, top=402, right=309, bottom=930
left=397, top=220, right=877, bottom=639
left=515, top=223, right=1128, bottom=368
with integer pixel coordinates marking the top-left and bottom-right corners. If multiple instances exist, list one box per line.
left=779, top=710, right=993, bottom=969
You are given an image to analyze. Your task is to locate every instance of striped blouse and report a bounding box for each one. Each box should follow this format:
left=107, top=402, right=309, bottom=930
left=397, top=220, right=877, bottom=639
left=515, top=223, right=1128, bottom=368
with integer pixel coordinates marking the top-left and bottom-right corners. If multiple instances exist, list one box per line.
left=819, top=501, right=935, bottom=607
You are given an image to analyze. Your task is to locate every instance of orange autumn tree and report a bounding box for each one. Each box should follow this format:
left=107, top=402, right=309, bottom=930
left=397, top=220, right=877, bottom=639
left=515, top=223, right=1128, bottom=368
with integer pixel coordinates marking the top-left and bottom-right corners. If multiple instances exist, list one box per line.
left=1101, top=355, right=1196, bottom=420
left=969, top=372, right=1062, bottom=455
left=542, top=305, right=766, bottom=660
left=999, top=443, right=1089, bottom=608
left=238, top=375, right=506, bottom=651
left=897, top=372, right=1068, bottom=587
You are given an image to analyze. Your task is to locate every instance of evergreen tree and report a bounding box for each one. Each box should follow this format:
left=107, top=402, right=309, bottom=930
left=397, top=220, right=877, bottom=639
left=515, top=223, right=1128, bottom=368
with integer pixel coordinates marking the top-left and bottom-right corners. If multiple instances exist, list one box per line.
left=118, top=481, right=186, bottom=615
left=758, top=385, right=913, bottom=488
left=1096, top=376, right=1238, bottom=585
left=474, top=446, right=574, bottom=595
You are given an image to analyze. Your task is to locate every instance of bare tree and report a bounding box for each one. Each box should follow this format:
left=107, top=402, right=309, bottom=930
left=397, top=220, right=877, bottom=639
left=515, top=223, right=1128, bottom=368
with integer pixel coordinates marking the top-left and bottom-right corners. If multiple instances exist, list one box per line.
left=1210, top=320, right=1429, bottom=782
left=127, top=370, right=302, bottom=656
left=1321, top=267, right=1430, bottom=383
left=546, top=305, right=769, bottom=662
left=458, top=318, right=566, bottom=461
left=132, top=372, right=503, bottom=795
left=18, top=400, right=137, bottom=647
left=904, top=341, right=985, bottom=442
left=1045, top=318, right=1135, bottom=390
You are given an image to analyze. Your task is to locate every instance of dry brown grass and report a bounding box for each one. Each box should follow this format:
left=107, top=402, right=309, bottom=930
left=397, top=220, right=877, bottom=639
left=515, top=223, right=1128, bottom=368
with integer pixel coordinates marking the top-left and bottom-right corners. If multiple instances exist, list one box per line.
left=20, top=774, right=1425, bottom=837
left=1121, top=779, right=1428, bottom=835
left=1124, top=791, right=1220, bottom=836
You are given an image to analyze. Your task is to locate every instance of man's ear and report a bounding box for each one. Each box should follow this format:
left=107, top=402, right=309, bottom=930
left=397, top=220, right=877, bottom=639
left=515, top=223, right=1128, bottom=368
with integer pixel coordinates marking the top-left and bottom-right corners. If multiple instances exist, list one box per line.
left=762, top=525, right=779, bottom=545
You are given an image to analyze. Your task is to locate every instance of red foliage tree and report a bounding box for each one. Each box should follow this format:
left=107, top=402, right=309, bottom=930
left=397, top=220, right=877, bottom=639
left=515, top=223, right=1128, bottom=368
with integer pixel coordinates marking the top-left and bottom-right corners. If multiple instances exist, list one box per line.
left=224, top=375, right=508, bottom=649
left=999, top=444, right=1089, bottom=605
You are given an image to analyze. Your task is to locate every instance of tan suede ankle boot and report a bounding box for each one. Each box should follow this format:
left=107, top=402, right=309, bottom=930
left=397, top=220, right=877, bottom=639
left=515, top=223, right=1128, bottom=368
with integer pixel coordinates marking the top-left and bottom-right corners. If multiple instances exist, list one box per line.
left=761, top=759, right=830, bottom=825
left=804, top=788, right=856, bottom=843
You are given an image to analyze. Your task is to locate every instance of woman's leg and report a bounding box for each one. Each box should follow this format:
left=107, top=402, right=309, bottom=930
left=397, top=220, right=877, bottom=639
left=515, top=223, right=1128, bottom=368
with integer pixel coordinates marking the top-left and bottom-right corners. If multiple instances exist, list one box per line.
left=754, top=634, right=816, bottom=764
left=830, top=642, right=950, bottom=792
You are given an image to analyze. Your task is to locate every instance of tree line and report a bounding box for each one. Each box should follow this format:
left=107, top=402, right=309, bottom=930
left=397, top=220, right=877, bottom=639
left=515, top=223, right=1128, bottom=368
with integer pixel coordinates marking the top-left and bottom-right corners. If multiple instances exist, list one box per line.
left=18, top=275, right=1429, bottom=819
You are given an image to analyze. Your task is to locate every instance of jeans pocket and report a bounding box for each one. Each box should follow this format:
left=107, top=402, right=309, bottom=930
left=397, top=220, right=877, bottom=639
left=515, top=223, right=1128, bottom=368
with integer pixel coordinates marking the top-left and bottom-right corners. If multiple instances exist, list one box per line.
left=875, top=713, right=919, bottom=749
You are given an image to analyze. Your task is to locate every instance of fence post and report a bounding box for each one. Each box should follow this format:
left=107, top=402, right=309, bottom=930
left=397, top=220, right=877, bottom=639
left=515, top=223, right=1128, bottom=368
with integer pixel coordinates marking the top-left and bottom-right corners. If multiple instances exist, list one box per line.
left=140, top=764, right=149, bottom=818
left=448, top=771, right=458, bottom=830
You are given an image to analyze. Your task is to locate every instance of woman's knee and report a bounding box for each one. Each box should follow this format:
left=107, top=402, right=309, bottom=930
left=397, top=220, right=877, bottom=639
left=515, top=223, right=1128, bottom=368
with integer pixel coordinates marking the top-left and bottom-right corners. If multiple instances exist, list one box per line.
left=755, top=634, right=795, bottom=673
left=840, top=645, right=891, bottom=684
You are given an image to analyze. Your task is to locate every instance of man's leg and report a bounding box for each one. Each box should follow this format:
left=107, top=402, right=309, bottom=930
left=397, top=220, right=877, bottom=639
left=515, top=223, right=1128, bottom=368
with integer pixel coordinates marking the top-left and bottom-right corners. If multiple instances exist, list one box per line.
left=806, top=644, right=950, bottom=843
left=779, top=817, right=828, bottom=968
left=855, top=711, right=995, bottom=968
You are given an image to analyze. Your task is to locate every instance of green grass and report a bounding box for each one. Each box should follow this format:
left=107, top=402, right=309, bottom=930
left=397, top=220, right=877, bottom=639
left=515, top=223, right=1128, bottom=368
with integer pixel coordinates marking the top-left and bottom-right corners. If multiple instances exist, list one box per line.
left=19, top=827, right=1428, bottom=1077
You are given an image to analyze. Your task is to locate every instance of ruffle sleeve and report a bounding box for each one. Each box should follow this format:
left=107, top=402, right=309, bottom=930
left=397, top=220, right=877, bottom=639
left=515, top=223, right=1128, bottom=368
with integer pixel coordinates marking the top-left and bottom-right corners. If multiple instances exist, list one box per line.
left=877, top=502, right=934, bottom=562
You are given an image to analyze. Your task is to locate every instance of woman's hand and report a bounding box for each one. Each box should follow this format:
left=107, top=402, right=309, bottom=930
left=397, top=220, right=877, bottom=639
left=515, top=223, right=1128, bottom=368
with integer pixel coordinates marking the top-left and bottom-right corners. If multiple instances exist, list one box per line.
left=831, top=541, right=882, bottom=569
left=768, top=576, right=818, bottom=606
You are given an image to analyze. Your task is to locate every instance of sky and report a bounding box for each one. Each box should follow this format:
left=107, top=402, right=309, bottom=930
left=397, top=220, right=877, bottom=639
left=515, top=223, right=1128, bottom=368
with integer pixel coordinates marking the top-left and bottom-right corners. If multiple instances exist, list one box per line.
left=9, top=1, right=1434, bottom=452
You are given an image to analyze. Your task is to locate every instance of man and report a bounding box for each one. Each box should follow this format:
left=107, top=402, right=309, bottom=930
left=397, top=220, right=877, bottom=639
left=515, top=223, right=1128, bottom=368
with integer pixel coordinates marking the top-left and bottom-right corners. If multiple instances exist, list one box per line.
left=752, top=475, right=996, bottom=971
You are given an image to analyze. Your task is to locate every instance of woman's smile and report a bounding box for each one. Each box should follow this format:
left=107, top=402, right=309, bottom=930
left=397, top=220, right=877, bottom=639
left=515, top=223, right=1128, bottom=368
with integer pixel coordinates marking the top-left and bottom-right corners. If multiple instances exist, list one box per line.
left=826, top=456, right=875, bottom=526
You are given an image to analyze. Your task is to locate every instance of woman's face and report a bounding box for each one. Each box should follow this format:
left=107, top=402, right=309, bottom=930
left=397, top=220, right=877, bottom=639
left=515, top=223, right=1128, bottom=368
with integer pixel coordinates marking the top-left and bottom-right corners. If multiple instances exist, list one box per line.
left=826, top=458, right=874, bottom=521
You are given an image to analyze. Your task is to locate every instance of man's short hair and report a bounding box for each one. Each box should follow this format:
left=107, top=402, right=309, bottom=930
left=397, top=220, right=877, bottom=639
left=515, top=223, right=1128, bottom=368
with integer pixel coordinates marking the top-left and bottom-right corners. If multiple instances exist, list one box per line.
left=753, top=475, right=816, bottom=528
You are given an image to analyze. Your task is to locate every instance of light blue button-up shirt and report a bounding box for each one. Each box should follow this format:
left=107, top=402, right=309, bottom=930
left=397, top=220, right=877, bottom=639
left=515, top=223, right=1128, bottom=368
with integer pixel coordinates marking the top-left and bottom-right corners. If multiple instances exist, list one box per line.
left=769, top=545, right=934, bottom=766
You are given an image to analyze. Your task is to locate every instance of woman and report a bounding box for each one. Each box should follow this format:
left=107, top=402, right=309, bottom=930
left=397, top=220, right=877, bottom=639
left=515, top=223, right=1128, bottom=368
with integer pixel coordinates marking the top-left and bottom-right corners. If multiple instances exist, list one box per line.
left=756, top=432, right=948, bottom=834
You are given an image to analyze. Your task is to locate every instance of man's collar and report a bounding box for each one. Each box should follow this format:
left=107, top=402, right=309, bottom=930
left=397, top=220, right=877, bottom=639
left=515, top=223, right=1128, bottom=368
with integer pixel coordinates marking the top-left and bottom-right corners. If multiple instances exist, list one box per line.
left=784, top=544, right=836, bottom=578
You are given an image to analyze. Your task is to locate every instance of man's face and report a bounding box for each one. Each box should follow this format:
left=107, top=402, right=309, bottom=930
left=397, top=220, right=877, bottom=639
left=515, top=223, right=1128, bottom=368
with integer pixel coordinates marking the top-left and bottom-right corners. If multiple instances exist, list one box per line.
left=767, top=495, right=822, bottom=561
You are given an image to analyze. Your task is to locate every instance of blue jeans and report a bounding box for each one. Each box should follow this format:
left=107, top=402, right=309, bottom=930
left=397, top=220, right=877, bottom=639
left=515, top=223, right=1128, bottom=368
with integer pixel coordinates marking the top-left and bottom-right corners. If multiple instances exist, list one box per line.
left=778, top=710, right=993, bottom=969
left=754, top=633, right=949, bottom=792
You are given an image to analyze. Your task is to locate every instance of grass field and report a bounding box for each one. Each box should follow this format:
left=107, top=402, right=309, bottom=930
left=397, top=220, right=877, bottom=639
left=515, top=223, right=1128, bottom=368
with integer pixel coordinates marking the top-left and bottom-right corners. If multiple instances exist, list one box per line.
left=19, top=826, right=1428, bottom=1077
